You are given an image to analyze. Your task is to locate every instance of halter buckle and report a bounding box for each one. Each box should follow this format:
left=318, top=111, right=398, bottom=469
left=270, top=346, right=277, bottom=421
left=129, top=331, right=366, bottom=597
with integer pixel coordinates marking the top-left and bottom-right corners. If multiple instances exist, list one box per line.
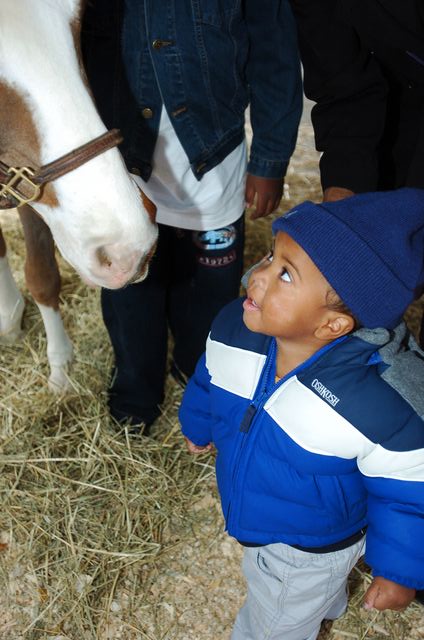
left=0, top=166, right=41, bottom=207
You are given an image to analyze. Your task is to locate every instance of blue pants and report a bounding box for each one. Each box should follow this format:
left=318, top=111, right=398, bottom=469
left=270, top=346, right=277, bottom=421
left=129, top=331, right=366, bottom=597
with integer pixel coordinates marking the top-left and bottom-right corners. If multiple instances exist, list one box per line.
left=102, top=216, right=245, bottom=426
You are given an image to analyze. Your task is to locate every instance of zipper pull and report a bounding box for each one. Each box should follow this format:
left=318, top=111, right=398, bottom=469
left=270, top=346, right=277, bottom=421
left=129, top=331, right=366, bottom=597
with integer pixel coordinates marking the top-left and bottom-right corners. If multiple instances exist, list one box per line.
left=240, top=404, right=257, bottom=433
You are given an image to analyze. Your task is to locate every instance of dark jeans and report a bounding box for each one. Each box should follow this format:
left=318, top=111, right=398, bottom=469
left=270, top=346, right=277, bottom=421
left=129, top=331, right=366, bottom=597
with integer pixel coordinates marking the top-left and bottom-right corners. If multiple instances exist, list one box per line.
left=102, top=215, right=245, bottom=426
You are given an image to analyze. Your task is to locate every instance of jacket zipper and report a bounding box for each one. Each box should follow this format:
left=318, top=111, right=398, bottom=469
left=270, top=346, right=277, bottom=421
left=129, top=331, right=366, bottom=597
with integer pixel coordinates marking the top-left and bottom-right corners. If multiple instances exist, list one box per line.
left=226, top=340, right=277, bottom=525
left=226, top=334, right=350, bottom=531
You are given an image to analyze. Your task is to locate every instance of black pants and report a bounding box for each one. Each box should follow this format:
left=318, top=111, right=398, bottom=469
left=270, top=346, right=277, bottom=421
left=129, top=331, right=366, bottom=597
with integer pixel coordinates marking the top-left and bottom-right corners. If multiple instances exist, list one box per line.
left=102, top=216, right=245, bottom=426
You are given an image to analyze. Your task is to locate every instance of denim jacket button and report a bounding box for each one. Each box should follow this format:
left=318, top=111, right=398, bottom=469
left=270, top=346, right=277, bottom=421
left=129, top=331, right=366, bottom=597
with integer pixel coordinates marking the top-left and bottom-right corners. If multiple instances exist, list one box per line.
left=131, top=167, right=141, bottom=176
left=152, top=39, right=173, bottom=50
left=141, top=108, right=153, bottom=119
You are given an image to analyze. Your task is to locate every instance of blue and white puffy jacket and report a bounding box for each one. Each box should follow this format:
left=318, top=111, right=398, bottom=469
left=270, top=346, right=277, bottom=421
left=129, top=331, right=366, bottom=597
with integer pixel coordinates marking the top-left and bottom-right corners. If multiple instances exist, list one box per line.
left=179, top=298, right=424, bottom=589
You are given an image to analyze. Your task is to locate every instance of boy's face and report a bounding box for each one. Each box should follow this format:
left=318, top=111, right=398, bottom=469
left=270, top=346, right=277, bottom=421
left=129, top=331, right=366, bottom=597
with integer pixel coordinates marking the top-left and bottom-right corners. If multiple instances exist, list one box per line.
left=243, top=232, right=332, bottom=342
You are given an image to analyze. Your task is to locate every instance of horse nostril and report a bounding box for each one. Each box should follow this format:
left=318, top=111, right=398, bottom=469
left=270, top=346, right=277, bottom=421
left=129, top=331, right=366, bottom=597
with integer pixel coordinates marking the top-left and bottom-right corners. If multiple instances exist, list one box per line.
left=96, top=246, right=112, bottom=268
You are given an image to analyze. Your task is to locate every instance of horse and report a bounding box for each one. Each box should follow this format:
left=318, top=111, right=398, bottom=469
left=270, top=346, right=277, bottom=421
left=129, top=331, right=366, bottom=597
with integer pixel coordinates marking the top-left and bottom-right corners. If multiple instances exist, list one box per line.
left=0, top=0, right=157, bottom=390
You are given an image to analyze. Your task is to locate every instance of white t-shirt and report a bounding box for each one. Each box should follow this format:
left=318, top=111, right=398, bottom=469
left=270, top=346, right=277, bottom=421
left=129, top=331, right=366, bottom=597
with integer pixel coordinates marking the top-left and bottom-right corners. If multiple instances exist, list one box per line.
left=131, top=107, right=247, bottom=231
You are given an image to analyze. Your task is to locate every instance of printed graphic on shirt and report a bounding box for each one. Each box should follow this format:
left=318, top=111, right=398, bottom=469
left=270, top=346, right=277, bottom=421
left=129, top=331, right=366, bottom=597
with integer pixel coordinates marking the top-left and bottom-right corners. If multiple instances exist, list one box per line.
left=193, top=226, right=238, bottom=268
left=192, top=226, right=237, bottom=251
left=198, top=250, right=236, bottom=267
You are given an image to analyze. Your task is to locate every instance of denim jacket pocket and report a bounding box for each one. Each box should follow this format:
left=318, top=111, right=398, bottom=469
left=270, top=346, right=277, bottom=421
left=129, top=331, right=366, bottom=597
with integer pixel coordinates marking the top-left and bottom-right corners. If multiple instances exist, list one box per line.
left=194, top=0, right=238, bottom=27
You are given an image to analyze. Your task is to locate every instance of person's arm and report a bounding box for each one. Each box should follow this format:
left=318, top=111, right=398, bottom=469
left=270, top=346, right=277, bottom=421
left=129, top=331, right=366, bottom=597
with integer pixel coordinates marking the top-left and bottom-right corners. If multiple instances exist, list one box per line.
left=179, top=352, right=214, bottom=451
left=244, top=0, right=303, bottom=218
left=357, top=414, right=424, bottom=609
left=290, top=0, right=388, bottom=194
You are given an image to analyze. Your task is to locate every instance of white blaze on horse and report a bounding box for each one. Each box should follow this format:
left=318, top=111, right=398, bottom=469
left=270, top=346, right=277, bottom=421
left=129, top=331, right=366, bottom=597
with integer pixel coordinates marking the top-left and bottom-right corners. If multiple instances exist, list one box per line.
left=0, top=0, right=157, bottom=390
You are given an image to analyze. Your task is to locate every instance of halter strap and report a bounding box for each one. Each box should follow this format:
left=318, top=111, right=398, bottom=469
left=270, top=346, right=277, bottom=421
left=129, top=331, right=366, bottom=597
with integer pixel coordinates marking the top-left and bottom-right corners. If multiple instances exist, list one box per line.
left=0, top=129, right=123, bottom=210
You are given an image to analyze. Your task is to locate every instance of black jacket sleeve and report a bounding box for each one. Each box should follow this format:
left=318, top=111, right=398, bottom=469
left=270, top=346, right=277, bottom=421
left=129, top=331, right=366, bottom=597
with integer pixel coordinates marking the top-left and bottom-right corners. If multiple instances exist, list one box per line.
left=290, top=0, right=388, bottom=193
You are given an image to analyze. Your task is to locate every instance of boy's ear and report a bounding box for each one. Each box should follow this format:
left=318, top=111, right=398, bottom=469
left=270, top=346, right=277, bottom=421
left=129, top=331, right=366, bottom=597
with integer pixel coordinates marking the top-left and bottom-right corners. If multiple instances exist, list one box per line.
left=315, top=312, right=355, bottom=341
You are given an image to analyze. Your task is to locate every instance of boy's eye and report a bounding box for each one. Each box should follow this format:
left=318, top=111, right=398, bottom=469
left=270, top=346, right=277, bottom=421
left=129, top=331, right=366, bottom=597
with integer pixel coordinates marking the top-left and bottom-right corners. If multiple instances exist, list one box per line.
left=266, top=250, right=273, bottom=263
left=280, top=268, right=292, bottom=283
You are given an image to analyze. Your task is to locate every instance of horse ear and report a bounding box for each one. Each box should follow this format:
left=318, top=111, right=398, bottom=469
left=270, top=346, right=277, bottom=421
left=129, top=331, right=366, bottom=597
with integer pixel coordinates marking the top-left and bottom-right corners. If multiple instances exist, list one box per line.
left=139, top=189, right=157, bottom=223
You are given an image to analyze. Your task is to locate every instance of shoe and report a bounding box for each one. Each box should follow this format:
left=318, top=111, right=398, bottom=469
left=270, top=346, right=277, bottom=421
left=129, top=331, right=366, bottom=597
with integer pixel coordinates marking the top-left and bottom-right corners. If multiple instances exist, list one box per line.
left=108, top=398, right=158, bottom=436
left=108, top=406, right=154, bottom=436
left=107, top=367, right=160, bottom=433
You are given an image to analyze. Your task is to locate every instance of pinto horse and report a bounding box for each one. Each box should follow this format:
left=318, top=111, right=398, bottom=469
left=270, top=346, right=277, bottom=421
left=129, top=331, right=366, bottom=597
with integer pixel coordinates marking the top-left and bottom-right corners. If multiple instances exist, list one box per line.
left=0, top=0, right=157, bottom=390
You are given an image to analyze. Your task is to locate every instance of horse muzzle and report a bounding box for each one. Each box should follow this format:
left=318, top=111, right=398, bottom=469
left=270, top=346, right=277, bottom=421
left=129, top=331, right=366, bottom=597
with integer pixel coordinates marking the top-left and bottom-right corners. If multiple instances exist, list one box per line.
left=83, top=237, right=157, bottom=289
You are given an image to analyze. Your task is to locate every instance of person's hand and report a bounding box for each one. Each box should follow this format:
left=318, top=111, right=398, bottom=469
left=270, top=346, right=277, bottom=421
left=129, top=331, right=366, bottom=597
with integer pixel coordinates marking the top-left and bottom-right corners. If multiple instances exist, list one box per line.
left=323, top=186, right=355, bottom=202
left=245, top=174, right=283, bottom=220
left=184, top=436, right=213, bottom=454
left=363, top=577, right=416, bottom=612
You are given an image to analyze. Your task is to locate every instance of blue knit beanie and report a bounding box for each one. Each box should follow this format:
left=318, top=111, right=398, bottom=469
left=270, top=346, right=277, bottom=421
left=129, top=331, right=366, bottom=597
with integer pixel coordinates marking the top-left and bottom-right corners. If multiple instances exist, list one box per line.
left=272, top=188, right=424, bottom=329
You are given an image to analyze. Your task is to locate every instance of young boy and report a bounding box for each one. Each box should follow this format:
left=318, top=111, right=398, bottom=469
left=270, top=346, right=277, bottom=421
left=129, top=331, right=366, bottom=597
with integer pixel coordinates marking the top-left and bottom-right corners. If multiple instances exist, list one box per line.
left=179, top=188, right=424, bottom=640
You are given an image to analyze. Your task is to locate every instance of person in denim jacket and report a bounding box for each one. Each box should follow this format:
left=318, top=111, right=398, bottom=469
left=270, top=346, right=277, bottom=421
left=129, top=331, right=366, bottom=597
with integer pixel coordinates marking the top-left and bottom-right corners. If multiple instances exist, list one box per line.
left=82, top=0, right=302, bottom=432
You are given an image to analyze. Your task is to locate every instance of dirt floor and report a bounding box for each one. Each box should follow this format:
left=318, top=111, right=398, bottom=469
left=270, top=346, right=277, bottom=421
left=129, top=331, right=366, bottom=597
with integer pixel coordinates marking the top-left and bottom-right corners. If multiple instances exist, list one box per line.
left=1, top=102, right=423, bottom=639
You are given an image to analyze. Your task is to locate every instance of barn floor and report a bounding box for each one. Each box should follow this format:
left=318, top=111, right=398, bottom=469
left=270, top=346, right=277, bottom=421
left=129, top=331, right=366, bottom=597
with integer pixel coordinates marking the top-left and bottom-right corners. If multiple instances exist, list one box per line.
left=1, top=104, right=423, bottom=640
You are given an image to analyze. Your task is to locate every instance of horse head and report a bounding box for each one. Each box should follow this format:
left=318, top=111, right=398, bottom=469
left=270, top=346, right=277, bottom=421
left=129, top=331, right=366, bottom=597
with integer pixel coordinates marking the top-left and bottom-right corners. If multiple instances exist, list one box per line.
left=0, top=0, right=157, bottom=289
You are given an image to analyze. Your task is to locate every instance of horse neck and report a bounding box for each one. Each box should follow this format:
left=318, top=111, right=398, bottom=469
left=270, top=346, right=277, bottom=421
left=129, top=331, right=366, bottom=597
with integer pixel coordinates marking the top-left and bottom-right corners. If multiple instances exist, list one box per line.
left=0, top=0, right=104, bottom=167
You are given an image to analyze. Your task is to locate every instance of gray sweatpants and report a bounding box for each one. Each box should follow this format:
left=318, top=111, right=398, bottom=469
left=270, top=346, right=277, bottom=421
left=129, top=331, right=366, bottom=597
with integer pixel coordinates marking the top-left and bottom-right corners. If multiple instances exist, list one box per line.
left=231, top=538, right=365, bottom=640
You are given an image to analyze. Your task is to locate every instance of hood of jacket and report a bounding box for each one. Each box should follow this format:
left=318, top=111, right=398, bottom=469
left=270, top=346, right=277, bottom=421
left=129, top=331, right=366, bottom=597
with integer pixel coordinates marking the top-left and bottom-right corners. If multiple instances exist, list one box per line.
left=355, top=323, right=424, bottom=418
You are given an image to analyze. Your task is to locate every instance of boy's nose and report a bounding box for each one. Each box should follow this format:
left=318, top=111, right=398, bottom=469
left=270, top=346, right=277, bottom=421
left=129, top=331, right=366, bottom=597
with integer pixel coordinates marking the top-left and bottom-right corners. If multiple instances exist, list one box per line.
left=249, top=268, right=267, bottom=291
left=242, top=261, right=263, bottom=289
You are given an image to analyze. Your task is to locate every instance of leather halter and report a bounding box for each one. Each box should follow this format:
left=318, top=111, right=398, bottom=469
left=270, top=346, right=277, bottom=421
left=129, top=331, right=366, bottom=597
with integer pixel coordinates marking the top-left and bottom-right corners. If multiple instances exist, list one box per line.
left=0, top=128, right=123, bottom=210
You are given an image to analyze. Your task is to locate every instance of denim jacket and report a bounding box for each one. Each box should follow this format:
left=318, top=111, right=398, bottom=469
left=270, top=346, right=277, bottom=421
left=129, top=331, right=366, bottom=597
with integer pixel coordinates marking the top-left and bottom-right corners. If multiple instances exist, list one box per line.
left=82, top=0, right=302, bottom=182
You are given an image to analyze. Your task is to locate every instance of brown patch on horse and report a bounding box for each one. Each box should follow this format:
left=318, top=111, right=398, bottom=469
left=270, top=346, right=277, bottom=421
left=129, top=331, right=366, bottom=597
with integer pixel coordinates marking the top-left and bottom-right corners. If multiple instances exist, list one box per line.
left=139, top=189, right=157, bottom=223
left=0, top=81, right=59, bottom=207
left=18, top=205, right=61, bottom=309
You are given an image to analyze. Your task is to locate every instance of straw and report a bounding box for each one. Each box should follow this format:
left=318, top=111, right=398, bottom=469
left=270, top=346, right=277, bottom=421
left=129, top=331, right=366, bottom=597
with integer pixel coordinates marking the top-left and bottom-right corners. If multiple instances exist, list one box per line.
left=1, top=121, right=423, bottom=638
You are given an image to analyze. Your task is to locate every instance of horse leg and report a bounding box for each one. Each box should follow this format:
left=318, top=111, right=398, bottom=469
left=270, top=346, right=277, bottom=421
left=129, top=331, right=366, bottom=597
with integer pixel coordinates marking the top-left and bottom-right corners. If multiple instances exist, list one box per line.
left=18, top=205, right=73, bottom=391
left=0, top=226, right=25, bottom=342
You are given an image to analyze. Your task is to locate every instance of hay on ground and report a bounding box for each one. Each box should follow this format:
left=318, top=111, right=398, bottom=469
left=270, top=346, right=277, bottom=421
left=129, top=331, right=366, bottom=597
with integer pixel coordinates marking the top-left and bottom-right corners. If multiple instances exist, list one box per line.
left=1, top=114, right=423, bottom=639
